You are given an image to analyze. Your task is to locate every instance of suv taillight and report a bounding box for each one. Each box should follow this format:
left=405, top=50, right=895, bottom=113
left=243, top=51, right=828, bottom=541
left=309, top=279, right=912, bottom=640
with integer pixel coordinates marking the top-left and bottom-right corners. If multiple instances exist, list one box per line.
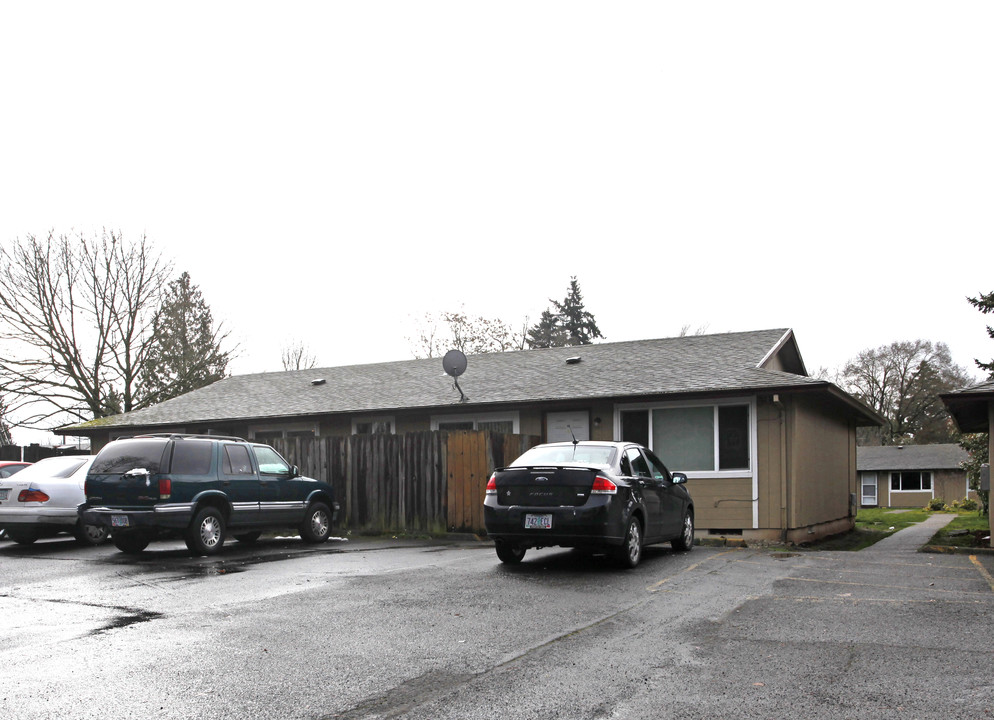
left=486, top=473, right=497, bottom=495
left=159, top=477, right=172, bottom=499
left=18, top=489, right=50, bottom=503
left=590, top=476, right=617, bottom=495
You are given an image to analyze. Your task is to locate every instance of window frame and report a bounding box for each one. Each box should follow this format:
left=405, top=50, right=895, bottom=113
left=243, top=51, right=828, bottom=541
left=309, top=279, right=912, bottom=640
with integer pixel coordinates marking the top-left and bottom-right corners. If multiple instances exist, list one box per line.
left=615, top=398, right=757, bottom=479
left=889, top=470, right=933, bottom=493
left=430, top=412, right=519, bottom=433
left=351, top=416, right=396, bottom=435
left=247, top=422, right=319, bottom=442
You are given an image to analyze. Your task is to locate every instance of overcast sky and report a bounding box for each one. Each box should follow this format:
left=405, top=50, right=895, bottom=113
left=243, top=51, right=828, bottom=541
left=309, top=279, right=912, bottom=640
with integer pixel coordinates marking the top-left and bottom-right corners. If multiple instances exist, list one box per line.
left=2, top=2, right=993, bottom=444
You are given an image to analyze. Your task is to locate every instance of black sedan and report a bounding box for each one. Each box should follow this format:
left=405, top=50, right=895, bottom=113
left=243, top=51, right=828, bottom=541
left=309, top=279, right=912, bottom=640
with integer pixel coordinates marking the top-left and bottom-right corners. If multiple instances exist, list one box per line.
left=484, top=441, right=694, bottom=568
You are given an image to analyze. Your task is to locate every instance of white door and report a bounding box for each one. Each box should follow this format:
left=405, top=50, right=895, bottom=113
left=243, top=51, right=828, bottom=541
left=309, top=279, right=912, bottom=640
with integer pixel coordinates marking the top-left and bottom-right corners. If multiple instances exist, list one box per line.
left=546, top=411, right=589, bottom=443
left=861, top=472, right=878, bottom=506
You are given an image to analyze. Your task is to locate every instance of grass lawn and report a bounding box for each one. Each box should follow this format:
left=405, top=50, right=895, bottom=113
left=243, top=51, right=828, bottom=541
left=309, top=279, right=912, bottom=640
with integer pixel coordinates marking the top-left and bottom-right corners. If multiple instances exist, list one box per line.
left=802, top=507, right=989, bottom=551
left=926, top=513, right=992, bottom=548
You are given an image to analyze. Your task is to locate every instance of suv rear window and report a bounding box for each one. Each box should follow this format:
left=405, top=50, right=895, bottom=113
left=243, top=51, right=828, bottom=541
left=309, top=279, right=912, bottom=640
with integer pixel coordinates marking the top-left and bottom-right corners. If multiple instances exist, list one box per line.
left=90, top=440, right=168, bottom=474
left=170, top=440, right=214, bottom=475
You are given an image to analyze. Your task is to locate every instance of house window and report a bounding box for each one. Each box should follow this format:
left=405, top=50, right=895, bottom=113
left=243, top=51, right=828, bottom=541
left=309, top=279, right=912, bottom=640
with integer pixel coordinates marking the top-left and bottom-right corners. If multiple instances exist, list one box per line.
left=430, top=412, right=519, bottom=433
left=891, top=471, right=932, bottom=492
left=352, top=417, right=395, bottom=435
left=619, top=400, right=753, bottom=474
left=248, top=423, right=318, bottom=442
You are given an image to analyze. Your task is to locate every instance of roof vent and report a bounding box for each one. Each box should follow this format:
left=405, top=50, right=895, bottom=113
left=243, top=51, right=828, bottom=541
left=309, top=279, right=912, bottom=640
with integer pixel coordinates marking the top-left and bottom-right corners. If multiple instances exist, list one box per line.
left=311, top=378, right=326, bottom=386
left=566, top=356, right=582, bottom=365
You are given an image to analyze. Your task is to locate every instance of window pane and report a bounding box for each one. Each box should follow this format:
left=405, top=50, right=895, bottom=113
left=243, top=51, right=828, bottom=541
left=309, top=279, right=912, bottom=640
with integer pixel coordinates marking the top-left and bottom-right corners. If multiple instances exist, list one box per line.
left=171, top=440, right=213, bottom=475
left=922, top=472, right=932, bottom=490
left=439, top=422, right=474, bottom=431
left=653, top=407, right=714, bottom=471
left=891, top=473, right=900, bottom=490
left=718, top=406, right=750, bottom=470
left=478, top=421, right=513, bottom=433
left=620, top=410, right=649, bottom=447
left=223, top=445, right=254, bottom=476
left=253, top=445, right=290, bottom=475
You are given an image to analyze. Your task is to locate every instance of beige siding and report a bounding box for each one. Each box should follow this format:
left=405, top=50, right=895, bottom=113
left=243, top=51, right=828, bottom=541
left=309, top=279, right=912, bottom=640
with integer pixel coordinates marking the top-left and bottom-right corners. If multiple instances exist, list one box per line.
left=756, top=397, right=784, bottom=531
left=789, top=395, right=856, bottom=529
left=692, top=477, right=754, bottom=530
left=933, top=470, right=974, bottom=504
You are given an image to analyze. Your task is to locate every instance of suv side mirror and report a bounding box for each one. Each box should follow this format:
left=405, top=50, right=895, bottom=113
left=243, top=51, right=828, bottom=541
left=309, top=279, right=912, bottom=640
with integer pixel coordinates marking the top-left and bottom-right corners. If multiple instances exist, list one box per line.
left=290, top=465, right=300, bottom=478
left=671, top=472, right=688, bottom=485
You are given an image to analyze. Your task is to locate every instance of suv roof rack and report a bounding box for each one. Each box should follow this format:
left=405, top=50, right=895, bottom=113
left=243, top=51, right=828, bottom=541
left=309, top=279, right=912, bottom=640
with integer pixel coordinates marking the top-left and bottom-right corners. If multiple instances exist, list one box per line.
left=134, top=433, right=248, bottom=442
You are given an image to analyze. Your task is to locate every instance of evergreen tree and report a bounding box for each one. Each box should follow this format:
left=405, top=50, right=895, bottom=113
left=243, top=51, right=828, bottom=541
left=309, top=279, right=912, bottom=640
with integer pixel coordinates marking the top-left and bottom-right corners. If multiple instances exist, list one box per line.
left=525, top=309, right=568, bottom=349
left=968, top=290, right=994, bottom=378
left=139, top=272, right=233, bottom=406
left=550, top=277, right=604, bottom=347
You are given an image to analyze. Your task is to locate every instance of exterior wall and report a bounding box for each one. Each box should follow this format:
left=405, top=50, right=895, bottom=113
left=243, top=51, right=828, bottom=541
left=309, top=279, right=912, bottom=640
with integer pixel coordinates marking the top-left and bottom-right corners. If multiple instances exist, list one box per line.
left=933, top=469, right=975, bottom=505
left=755, top=396, right=785, bottom=534
left=789, top=394, right=856, bottom=535
left=690, top=476, right=754, bottom=531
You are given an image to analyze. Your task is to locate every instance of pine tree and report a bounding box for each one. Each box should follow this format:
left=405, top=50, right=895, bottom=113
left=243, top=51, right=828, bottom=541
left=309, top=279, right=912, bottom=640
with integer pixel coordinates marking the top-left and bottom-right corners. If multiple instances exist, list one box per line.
left=550, top=277, right=604, bottom=347
left=139, top=272, right=232, bottom=406
left=968, top=290, right=994, bottom=378
left=525, top=309, right=568, bottom=349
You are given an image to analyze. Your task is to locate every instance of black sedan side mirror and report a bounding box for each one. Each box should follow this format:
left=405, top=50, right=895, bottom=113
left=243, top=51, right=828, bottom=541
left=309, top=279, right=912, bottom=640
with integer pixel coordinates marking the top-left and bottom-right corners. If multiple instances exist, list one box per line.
left=671, top=472, right=688, bottom=485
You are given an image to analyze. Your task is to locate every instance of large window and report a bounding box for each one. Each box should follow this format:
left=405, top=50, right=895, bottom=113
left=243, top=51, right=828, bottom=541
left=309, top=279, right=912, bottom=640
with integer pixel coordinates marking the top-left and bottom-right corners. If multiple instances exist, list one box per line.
left=352, top=417, right=395, bottom=435
left=431, top=412, right=518, bottom=434
left=620, top=401, right=752, bottom=474
left=891, top=471, right=932, bottom=492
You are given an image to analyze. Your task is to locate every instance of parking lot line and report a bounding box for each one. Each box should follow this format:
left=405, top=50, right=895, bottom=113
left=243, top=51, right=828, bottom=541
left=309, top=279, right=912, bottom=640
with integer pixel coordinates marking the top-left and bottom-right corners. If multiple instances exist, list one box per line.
left=969, top=555, right=994, bottom=592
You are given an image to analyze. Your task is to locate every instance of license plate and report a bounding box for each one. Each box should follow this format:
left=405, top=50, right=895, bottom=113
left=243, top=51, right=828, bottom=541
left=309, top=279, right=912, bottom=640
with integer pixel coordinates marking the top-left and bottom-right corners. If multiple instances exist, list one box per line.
left=0, top=489, right=8, bottom=501
left=111, top=515, right=130, bottom=528
left=525, top=513, right=553, bottom=530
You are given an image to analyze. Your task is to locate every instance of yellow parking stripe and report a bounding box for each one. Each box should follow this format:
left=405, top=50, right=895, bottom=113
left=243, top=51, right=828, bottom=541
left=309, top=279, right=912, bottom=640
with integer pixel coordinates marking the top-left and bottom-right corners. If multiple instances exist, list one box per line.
left=969, top=555, right=994, bottom=593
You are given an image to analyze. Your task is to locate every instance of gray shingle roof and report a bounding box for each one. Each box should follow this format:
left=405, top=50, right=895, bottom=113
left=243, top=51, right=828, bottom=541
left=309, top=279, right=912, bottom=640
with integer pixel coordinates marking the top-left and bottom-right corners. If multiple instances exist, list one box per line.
left=857, top=444, right=968, bottom=472
left=67, top=328, right=874, bottom=432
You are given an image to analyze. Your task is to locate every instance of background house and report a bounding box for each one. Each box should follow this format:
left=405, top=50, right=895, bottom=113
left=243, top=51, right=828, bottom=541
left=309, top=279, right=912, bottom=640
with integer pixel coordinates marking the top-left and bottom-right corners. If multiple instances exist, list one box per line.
left=856, top=444, right=973, bottom=508
left=65, top=328, right=882, bottom=542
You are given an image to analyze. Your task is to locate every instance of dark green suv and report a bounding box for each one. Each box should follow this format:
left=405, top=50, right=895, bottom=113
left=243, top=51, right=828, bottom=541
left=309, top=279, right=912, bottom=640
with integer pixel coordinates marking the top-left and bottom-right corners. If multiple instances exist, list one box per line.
left=82, top=434, right=338, bottom=556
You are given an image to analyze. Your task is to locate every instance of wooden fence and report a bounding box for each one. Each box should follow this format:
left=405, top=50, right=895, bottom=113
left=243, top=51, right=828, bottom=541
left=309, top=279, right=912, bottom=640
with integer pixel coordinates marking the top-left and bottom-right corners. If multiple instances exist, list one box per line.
left=272, top=431, right=539, bottom=535
left=0, top=444, right=88, bottom=463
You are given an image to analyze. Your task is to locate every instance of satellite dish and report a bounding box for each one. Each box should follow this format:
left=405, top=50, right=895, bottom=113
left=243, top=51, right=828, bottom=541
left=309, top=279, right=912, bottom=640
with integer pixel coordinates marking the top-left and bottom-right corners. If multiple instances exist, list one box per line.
left=442, top=349, right=468, bottom=402
left=442, top=349, right=468, bottom=378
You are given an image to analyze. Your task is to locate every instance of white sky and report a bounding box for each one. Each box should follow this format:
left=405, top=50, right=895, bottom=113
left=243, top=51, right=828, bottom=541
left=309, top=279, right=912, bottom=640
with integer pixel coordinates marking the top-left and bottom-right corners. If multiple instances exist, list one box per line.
left=2, top=2, right=993, bottom=444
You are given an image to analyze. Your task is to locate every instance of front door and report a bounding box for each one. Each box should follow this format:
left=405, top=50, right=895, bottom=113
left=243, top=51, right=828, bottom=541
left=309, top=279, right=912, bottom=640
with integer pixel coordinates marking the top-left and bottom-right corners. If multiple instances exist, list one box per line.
left=861, top=472, right=878, bottom=506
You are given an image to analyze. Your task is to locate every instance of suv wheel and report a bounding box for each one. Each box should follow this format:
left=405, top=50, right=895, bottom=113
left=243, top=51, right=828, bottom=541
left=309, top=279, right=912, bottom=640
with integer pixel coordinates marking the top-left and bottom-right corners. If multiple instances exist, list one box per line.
left=495, top=541, right=526, bottom=564
left=185, top=507, right=226, bottom=556
left=113, top=532, right=150, bottom=554
left=299, top=502, right=332, bottom=544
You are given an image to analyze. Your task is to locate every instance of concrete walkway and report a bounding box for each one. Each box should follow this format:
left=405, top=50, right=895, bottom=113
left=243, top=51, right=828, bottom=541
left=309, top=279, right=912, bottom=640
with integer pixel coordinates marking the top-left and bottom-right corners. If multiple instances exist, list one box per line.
left=858, top=512, right=956, bottom=555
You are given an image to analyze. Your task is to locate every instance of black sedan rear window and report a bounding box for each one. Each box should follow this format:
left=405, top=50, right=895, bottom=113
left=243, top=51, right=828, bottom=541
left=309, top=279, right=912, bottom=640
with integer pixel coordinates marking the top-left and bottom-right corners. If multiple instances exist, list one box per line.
left=511, top=445, right=617, bottom=467
left=90, top=440, right=168, bottom=474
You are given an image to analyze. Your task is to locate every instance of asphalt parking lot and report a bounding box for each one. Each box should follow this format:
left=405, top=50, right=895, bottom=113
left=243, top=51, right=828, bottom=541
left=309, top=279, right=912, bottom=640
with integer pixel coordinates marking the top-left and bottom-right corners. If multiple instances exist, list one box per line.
left=1, top=519, right=992, bottom=719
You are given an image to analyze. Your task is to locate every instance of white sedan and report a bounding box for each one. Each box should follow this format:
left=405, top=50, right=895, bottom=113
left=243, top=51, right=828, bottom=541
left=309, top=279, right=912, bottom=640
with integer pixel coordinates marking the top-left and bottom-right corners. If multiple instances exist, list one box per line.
left=0, top=456, right=108, bottom=546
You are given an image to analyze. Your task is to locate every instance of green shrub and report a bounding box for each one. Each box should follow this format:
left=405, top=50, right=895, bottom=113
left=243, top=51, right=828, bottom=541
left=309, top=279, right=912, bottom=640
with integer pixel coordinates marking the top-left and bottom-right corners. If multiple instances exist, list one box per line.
left=960, top=497, right=978, bottom=512
left=927, top=498, right=946, bottom=511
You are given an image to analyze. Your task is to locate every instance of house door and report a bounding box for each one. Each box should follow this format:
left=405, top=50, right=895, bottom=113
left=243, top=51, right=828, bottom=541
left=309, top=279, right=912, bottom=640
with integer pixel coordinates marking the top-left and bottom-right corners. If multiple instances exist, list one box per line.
left=861, top=472, right=878, bottom=506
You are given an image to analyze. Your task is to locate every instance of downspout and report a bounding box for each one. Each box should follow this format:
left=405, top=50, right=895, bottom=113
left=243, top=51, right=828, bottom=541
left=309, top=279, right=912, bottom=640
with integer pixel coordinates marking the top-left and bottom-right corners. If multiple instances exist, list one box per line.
left=773, top=394, right=788, bottom=543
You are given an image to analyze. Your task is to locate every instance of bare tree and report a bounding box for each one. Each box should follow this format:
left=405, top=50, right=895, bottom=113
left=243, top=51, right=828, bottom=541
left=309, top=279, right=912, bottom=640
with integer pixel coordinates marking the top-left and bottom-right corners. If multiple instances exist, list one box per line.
left=0, top=231, right=171, bottom=428
left=837, top=340, right=975, bottom=445
left=409, top=310, right=526, bottom=359
left=281, top=340, right=318, bottom=371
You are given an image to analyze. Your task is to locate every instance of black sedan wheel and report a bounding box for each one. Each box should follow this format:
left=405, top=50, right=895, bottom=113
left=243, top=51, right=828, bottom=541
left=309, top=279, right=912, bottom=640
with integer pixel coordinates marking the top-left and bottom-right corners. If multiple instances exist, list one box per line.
left=672, top=510, right=695, bottom=552
left=495, top=541, right=526, bottom=564
left=615, top=517, right=643, bottom=569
